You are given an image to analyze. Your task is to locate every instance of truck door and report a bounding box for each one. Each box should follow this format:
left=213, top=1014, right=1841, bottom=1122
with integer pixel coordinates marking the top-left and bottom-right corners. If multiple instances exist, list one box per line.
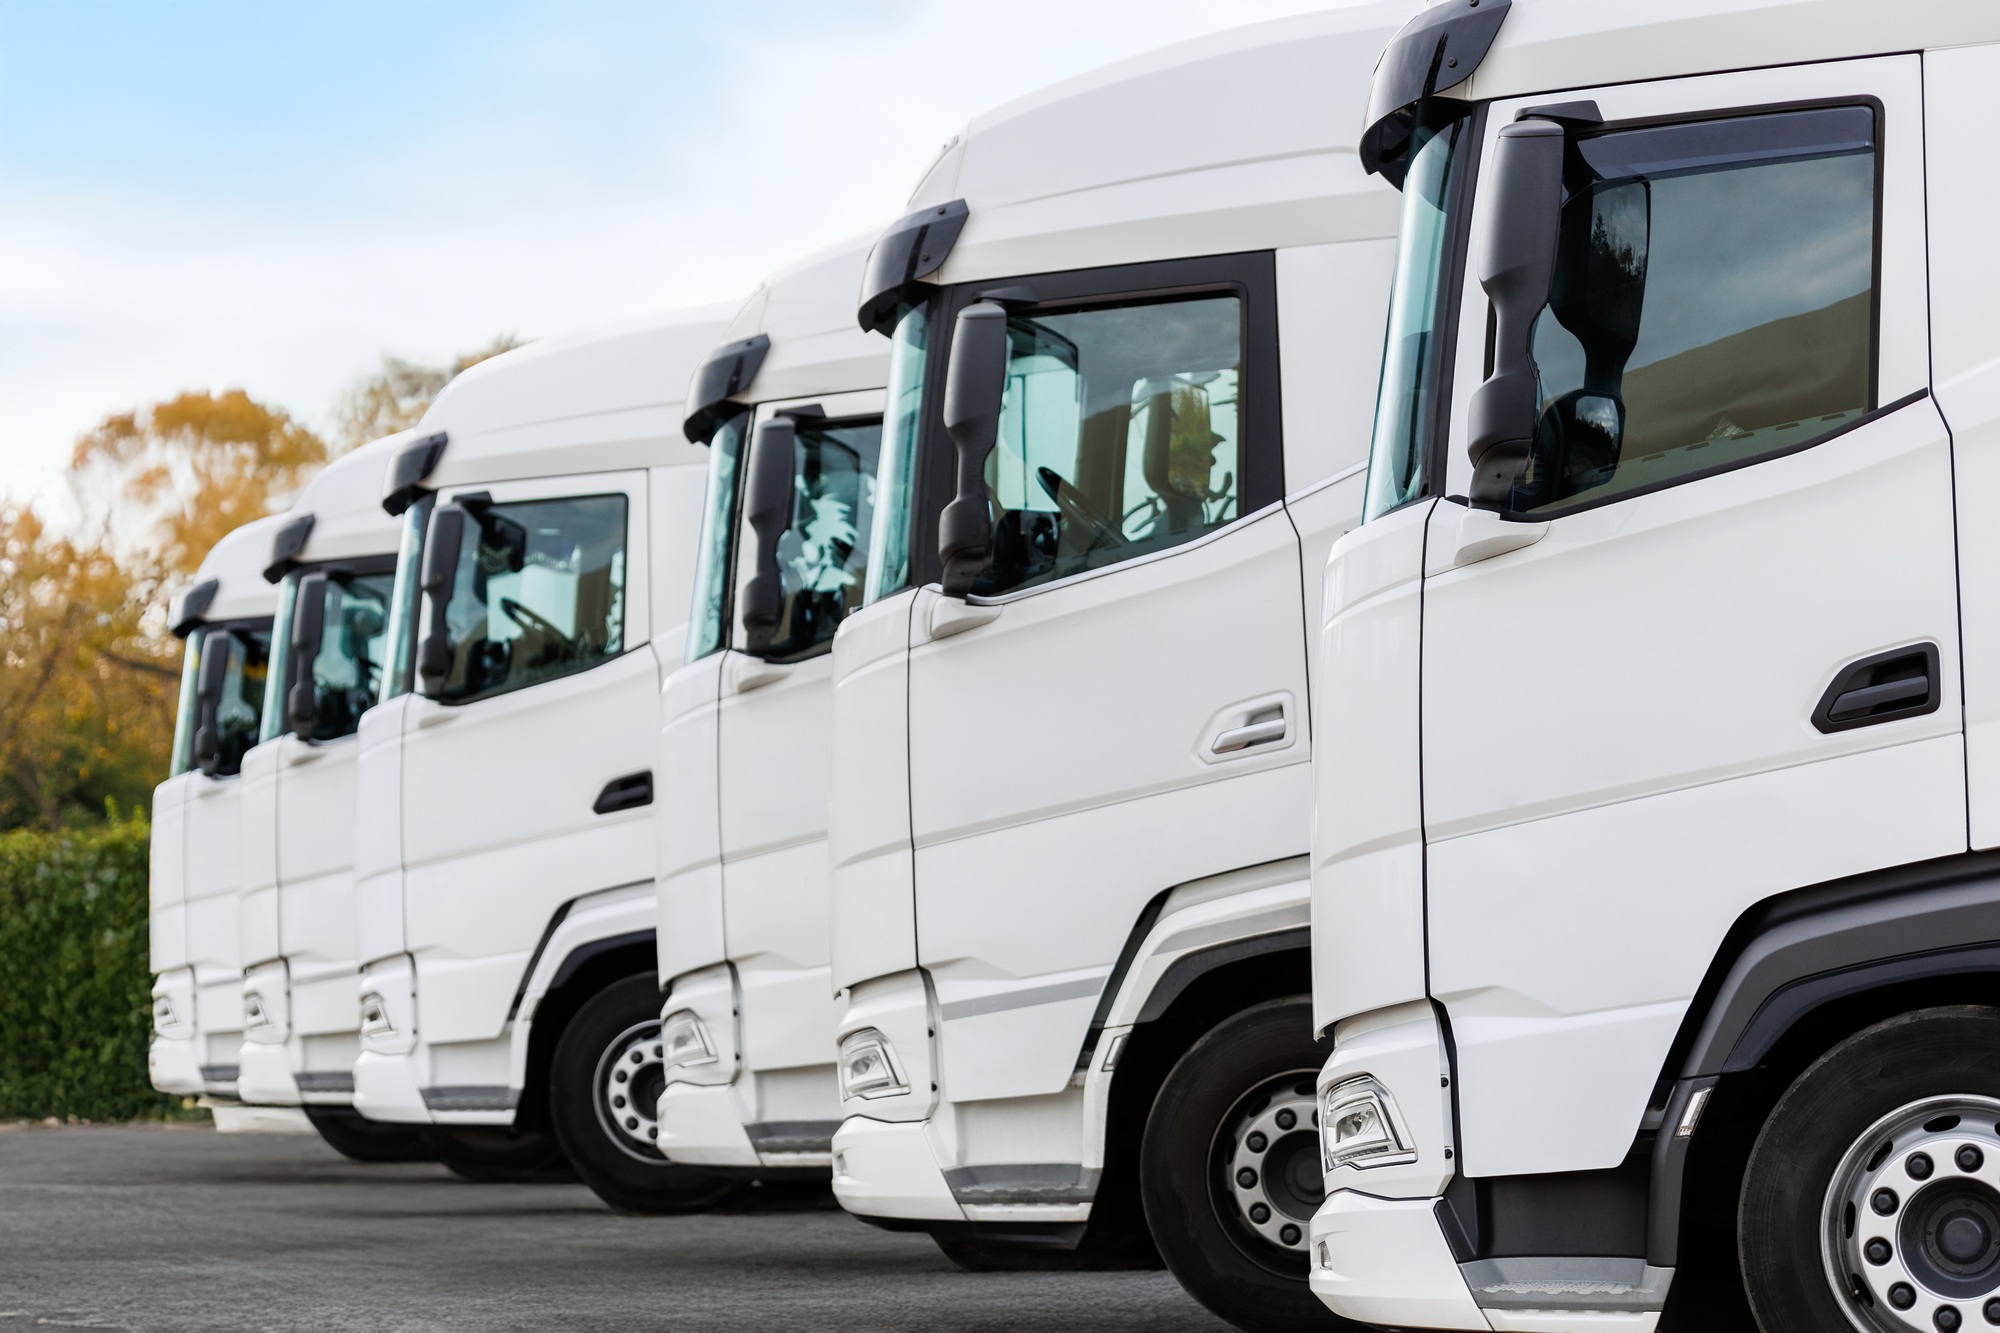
left=905, top=256, right=1310, bottom=1102
left=1418, top=59, right=1965, bottom=1178
left=399, top=472, right=656, bottom=1046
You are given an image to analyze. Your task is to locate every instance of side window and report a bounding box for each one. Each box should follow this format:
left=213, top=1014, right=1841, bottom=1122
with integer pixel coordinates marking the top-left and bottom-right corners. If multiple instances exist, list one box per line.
left=975, top=294, right=1244, bottom=598
left=863, top=302, right=931, bottom=605
left=379, top=495, right=431, bottom=703
left=213, top=628, right=271, bottom=777
left=433, top=494, right=628, bottom=704
left=686, top=410, right=751, bottom=663
left=1515, top=105, right=1878, bottom=514
left=301, top=572, right=394, bottom=740
left=168, top=628, right=206, bottom=777
left=739, top=417, right=883, bottom=663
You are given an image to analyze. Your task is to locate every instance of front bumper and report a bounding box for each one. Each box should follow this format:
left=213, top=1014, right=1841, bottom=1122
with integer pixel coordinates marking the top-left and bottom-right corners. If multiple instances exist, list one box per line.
left=236, top=1041, right=301, bottom=1106
left=351, top=1050, right=430, bottom=1124
left=831, top=1117, right=964, bottom=1222
left=148, top=1036, right=203, bottom=1098
left=657, top=1083, right=760, bottom=1167
left=1310, top=1190, right=1488, bottom=1329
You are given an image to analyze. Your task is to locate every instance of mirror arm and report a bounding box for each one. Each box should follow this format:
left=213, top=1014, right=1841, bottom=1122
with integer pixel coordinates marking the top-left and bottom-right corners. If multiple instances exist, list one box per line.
left=1464, top=118, right=1565, bottom=512
left=938, top=302, right=1010, bottom=597
left=739, top=417, right=799, bottom=657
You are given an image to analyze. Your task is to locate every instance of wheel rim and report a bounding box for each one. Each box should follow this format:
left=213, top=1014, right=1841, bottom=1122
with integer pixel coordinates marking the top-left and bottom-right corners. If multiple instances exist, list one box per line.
left=1821, top=1094, right=2000, bottom=1332
left=593, top=1019, right=666, bottom=1163
left=1216, top=1070, right=1323, bottom=1268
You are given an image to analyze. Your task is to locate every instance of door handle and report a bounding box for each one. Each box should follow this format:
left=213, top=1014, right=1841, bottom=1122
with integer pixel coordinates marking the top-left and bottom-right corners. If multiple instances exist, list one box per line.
left=1212, top=717, right=1287, bottom=754
left=1813, top=643, right=1941, bottom=733
left=593, top=771, right=653, bottom=815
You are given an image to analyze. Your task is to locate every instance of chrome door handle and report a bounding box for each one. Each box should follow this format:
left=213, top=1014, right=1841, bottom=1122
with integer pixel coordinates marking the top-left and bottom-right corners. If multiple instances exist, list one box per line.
left=1211, top=718, right=1287, bottom=754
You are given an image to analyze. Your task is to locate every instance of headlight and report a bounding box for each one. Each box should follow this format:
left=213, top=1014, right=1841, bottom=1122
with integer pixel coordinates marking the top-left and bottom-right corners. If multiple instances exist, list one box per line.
left=1321, top=1075, right=1416, bottom=1171
left=152, top=995, right=179, bottom=1037
left=244, top=992, right=272, bottom=1030
left=359, top=992, right=396, bottom=1040
left=837, top=1028, right=908, bottom=1101
left=659, top=1009, right=717, bottom=1069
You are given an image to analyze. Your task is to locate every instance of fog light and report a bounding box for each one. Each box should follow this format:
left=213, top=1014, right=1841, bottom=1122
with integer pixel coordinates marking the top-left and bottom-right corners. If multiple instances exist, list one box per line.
left=659, top=1009, right=717, bottom=1069
left=1321, top=1075, right=1415, bottom=1171
left=837, top=1028, right=908, bottom=1101
left=359, top=992, right=395, bottom=1041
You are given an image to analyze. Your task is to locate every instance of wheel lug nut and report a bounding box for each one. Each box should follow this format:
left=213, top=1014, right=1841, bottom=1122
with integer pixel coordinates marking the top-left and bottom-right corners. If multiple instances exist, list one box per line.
left=614, top=1070, right=627, bottom=1084
left=647, top=1128, right=657, bottom=1140
left=629, top=1051, right=643, bottom=1064
left=1280, top=1224, right=1301, bottom=1245
left=1910, top=1153, right=1936, bottom=1180
left=625, top=1116, right=639, bottom=1131
left=1249, top=1203, right=1270, bottom=1224
left=1275, top=1109, right=1297, bottom=1130
left=1982, top=1296, right=2000, bottom=1323
left=1962, top=1145, right=1986, bottom=1173
left=1890, top=1283, right=1917, bottom=1310
left=1866, top=1238, right=1894, bottom=1265
left=1939, top=1307, right=1963, bottom=1330
left=1237, top=1168, right=1258, bottom=1189
left=1875, top=1188, right=1902, bottom=1215
left=1247, top=1132, right=1268, bottom=1153
left=613, top=1095, right=626, bottom=1109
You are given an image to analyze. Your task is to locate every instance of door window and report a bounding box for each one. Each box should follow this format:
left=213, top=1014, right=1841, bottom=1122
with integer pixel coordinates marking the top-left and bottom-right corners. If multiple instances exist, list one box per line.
left=299, top=572, right=394, bottom=740
left=863, top=302, right=932, bottom=605
left=1512, top=104, right=1878, bottom=515
left=686, top=409, right=751, bottom=663
left=210, top=627, right=271, bottom=776
left=740, top=417, right=884, bottom=662
left=974, top=294, right=1244, bottom=598
left=431, top=494, right=628, bottom=704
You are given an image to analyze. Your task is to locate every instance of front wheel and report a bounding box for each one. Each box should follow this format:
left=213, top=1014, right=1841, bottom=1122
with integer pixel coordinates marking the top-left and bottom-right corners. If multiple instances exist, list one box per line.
left=1741, top=1005, right=2000, bottom=1333
left=424, top=1125, right=573, bottom=1183
left=303, top=1104, right=433, bottom=1163
left=548, top=973, right=737, bottom=1214
left=1141, top=996, right=1357, bottom=1333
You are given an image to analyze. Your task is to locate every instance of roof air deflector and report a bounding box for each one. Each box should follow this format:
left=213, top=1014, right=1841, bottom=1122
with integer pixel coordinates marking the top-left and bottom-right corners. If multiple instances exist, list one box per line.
left=168, top=579, right=219, bottom=639
left=1361, top=0, right=1512, bottom=187
left=857, top=199, right=969, bottom=335
left=381, top=432, right=449, bottom=516
left=683, top=334, right=772, bottom=444
left=262, top=513, right=316, bottom=584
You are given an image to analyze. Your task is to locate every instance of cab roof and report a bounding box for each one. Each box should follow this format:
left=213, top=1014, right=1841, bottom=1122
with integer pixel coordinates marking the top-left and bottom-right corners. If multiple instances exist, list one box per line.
left=282, top=431, right=410, bottom=566
left=912, top=1, right=1415, bottom=285
left=418, top=302, right=741, bottom=488
left=719, top=234, right=887, bottom=406
left=175, top=513, right=286, bottom=629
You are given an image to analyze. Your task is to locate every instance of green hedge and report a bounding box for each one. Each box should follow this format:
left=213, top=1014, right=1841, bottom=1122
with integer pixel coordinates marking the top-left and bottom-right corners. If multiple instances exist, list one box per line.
left=0, top=816, right=170, bottom=1121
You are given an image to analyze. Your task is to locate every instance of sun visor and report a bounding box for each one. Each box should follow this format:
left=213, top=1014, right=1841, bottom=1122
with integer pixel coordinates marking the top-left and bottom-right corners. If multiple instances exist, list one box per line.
left=167, top=579, right=219, bottom=639
left=682, top=334, right=771, bottom=444
left=262, top=513, right=316, bottom=584
left=1361, top=0, right=1511, bottom=187
left=381, top=431, right=449, bottom=516
left=856, top=199, right=969, bottom=335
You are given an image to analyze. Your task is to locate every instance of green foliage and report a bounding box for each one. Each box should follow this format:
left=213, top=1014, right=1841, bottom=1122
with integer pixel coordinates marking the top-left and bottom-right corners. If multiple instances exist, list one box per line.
left=0, top=815, right=170, bottom=1121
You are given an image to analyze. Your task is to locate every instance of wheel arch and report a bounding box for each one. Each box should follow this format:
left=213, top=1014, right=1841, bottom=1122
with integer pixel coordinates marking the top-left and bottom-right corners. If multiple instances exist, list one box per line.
left=515, top=930, right=656, bottom=1134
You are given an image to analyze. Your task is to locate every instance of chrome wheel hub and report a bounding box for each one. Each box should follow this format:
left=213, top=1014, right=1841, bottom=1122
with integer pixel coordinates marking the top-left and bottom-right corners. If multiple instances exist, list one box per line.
left=1824, top=1095, right=2000, bottom=1332
left=1224, top=1072, right=1323, bottom=1254
left=594, top=1020, right=666, bottom=1161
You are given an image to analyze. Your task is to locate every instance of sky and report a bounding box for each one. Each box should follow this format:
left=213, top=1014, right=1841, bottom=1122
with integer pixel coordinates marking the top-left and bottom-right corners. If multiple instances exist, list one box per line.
left=0, top=0, right=1371, bottom=512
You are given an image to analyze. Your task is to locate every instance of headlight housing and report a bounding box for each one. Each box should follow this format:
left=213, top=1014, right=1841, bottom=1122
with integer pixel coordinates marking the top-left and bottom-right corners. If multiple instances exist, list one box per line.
left=837, top=1028, right=908, bottom=1101
left=1321, top=1075, right=1416, bottom=1171
left=152, top=995, right=180, bottom=1037
left=359, top=991, right=396, bottom=1041
left=659, top=1009, right=717, bottom=1069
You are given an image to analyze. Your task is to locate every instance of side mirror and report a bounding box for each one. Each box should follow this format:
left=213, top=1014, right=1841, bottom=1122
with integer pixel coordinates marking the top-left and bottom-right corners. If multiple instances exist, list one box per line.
left=937, top=301, right=1009, bottom=597
left=287, top=573, right=327, bottom=739
left=1464, top=118, right=1565, bottom=511
left=417, top=505, right=465, bottom=695
left=738, top=416, right=797, bottom=657
left=193, top=635, right=230, bottom=776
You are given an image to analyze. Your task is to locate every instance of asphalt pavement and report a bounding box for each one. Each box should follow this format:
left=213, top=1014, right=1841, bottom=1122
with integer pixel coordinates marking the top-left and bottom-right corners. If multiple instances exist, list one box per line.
left=0, top=1122, right=1229, bottom=1332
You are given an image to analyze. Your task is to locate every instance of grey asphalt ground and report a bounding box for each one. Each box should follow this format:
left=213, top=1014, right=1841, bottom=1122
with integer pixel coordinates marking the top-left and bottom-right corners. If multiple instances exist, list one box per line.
left=0, top=1122, right=1229, bottom=1332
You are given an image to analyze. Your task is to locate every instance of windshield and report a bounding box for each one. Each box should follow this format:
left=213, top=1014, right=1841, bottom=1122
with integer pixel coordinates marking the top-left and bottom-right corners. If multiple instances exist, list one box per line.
left=685, top=408, right=752, bottom=663
left=1362, top=115, right=1470, bottom=522
left=259, top=575, right=301, bottom=744
left=168, top=628, right=205, bottom=777
left=862, top=301, right=931, bottom=604
left=379, top=494, right=432, bottom=703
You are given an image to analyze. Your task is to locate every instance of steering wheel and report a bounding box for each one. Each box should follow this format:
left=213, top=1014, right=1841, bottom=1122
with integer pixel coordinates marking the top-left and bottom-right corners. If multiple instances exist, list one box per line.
left=1036, top=466, right=1121, bottom=552
left=500, top=598, right=576, bottom=652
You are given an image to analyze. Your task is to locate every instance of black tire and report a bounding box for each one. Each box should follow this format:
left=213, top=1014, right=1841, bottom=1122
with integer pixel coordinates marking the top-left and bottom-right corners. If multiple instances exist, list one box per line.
left=548, top=973, right=737, bottom=1214
left=1141, top=996, right=1358, bottom=1333
left=303, top=1104, right=434, bottom=1163
left=1740, top=1005, right=2000, bottom=1333
left=424, top=1125, right=574, bottom=1183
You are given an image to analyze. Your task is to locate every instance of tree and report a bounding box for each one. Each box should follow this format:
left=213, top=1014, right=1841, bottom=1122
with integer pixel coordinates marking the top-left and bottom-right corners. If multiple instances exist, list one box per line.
left=330, top=335, right=523, bottom=451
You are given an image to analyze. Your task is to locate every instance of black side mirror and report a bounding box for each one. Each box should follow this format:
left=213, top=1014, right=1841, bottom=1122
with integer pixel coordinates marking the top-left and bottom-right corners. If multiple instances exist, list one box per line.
left=937, top=301, right=1009, bottom=597
left=417, top=505, right=465, bottom=695
left=287, top=573, right=327, bottom=739
left=739, top=416, right=798, bottom=657
left=1464, top=118, right=1565, bottom=511
left=193, top=635, right=230, bottom=776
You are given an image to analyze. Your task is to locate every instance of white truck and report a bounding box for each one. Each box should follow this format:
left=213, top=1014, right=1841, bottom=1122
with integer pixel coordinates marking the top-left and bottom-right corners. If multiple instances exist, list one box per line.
left=822, top=7, right=1407, bottom=1327
left=234, top=432, right=429, bottom=1159
left=150, top=515, right=283, bottom=1107
left=1307, top=4, right=2000, bottom=1332
left=348, top=305, right=745, bottom=1207
left=654, top=237, right=888, bottom=1177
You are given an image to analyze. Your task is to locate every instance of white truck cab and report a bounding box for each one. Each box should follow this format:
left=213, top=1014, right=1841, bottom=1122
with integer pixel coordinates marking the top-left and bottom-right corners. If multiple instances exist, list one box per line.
left=654, top=237, right=888, bottom=1177
left=348, top=305, right=744, bottom=1209
left=150, top=515, right=284, bottom=1103
left=1309, top=4, right=2000, bottom=1331
left=234, top=432, right=428, bottom=1161
left=822, top=7, right=1408, bottom=1326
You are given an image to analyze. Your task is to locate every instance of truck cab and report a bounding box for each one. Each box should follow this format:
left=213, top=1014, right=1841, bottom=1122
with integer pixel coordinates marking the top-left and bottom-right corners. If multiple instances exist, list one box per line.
left=150, top=515, right=283, bottom=1104
left=654, top=236, right=888, bottom=1177
left=347, top=305, right=745, bottom=1208
left=234, top=431, right=427, bottom=1161
left=821, top=6, right=1408, bottom=1326
left=1309, top=4, right=2000, bottom=1331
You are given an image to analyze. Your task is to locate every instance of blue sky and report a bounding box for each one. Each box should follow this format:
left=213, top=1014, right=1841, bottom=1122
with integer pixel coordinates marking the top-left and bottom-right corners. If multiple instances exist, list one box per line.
left=0, top=0, right=1363, bottom=510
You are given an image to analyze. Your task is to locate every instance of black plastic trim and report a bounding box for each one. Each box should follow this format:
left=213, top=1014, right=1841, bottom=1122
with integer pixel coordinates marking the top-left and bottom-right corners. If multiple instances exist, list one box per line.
left=262, top=513, right=316, bottom=584
left=1361, top=0, right=1511, bottom=186
left=168, top=579, right=218, bottom=638
left=683, top=334, right=770, bottom=444
left=1135, top=926, right=1309, bottom=1024
left=547, top=929, right=654, bottom=996
left=381, top=432, right=448, bottom=517
left=1811, top=641, right=1940, bottom=734
left=592, top=771, right=653, bottom=815
left=1075, top=889, right=1171, bottom=1070
left=858, top=199, right=969, bottom=335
